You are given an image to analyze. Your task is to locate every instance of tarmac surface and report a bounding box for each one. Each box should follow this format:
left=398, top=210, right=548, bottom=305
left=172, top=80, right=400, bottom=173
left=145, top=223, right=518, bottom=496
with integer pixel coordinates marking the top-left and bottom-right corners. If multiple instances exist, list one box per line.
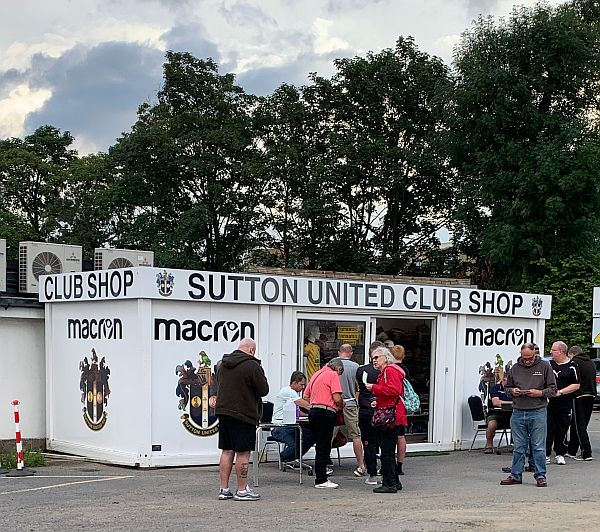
left=2, top=412, right=600, bottom=531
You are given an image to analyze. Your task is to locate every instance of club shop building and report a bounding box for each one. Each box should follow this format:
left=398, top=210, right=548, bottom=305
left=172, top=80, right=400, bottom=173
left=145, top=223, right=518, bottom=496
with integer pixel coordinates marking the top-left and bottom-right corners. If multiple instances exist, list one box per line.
left=41, top=267, right=551, bottom=466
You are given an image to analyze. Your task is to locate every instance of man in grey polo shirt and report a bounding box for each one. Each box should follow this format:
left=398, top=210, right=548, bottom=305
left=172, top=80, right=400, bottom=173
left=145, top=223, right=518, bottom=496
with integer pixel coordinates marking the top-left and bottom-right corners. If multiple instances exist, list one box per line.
left=336, top=344, right=366, bottom=476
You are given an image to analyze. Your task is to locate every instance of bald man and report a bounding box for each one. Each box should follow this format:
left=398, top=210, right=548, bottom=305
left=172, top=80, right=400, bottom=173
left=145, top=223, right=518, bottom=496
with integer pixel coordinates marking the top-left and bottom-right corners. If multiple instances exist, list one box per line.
left=215, top=338, right=269, bottom=501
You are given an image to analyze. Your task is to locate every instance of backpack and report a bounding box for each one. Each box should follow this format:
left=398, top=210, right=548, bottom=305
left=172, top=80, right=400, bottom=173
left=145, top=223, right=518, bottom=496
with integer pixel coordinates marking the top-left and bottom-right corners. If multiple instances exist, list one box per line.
left=401, top=379, right=420, bottom=415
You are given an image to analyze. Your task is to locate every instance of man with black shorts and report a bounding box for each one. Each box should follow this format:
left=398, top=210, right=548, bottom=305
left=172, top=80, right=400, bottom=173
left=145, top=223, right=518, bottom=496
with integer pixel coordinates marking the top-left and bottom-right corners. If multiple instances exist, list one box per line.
left=215, top=338, right=269, bottom=501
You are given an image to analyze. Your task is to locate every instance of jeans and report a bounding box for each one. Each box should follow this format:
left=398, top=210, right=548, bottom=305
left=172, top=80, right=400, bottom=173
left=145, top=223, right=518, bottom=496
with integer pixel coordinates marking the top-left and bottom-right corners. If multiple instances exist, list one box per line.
left=568, top=396, right=594, bottom=458
left=308, top=408, right=336, bottom=485
left=546, top=400, right=571, bottom=457
left=378, top=425, right=400, bottom=488
left=271, top=426, right=315, bottom=462
left=359, top=412, right=379, bottom=477
left=510, top=407, right=547, bottom=480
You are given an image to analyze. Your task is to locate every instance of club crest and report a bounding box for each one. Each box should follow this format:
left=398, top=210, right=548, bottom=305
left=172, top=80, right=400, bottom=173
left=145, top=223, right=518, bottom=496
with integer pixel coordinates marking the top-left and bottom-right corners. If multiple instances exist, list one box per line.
left=79, top=348, right=111, bottom=431
left=531, top=296, right=543, bottom=317
left=157, top=270, right=175, bottom=297
left=175, top=351, right=219, bottom=437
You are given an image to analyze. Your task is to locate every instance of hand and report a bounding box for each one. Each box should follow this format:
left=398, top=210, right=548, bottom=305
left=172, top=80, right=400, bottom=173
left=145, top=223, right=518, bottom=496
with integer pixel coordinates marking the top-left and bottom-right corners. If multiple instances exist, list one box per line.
left=370, top=400, right=377, bottom=408
left=528, top=389, right=542, bottom=398
left=365, top=383, right=373, bottom=391
left=512, top=387, right=522, bottom=396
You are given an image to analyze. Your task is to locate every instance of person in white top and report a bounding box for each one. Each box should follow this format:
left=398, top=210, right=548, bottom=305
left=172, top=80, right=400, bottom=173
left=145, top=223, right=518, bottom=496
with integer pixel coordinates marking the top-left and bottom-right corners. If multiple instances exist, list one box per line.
left=271, top=372, right=314, bottom=466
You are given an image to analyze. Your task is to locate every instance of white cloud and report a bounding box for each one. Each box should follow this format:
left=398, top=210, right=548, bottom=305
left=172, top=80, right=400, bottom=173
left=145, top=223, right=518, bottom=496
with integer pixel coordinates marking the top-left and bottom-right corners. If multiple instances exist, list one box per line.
left=0, top=84, right=51, bottom=138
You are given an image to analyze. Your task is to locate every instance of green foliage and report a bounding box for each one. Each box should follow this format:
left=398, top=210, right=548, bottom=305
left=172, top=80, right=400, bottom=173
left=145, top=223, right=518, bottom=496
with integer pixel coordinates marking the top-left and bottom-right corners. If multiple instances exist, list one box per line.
left=0, top=449, right=45, bottom=469
left=527, top=253, right=600, bottom=351
left=451, top=1, right=600, bottom=290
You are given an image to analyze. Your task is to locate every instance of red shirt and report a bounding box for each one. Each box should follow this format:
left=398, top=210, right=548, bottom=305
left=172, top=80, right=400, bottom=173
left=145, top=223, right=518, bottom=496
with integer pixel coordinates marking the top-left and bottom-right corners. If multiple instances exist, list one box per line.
left=304, top=366, right=343, bottom=410
left=372, top=364, right=407, bottom=427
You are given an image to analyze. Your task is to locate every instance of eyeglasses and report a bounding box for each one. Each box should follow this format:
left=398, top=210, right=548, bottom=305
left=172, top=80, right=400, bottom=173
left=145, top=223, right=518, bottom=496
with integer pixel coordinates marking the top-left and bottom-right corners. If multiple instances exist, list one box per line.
left=372, top=355, right=379, bottom=359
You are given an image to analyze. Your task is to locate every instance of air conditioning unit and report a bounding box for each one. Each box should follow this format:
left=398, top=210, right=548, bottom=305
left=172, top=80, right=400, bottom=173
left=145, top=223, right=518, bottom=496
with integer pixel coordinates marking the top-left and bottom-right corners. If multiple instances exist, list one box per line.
left=0, top=238, right=6, bottom=293
left=19, top=242, right=83, bottom=294
left=94, top=248, right=154, bottom=270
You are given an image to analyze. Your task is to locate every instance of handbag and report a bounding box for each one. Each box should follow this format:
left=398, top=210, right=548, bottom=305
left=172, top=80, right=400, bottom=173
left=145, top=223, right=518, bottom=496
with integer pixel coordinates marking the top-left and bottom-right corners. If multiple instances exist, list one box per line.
left=334, top=409, right=345, bottom=426
left=371, top=398, right=400, bottom=429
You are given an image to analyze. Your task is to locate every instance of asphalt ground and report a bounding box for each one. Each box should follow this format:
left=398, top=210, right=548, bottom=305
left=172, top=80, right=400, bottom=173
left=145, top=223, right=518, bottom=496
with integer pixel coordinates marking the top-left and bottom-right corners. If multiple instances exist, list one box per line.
left=2, top=412, right=600, bottom=531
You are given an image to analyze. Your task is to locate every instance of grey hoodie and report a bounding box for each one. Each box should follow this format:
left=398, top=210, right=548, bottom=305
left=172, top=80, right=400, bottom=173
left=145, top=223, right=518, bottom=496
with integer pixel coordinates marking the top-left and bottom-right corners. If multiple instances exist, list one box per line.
left=505, top=355, right=556, bottom=410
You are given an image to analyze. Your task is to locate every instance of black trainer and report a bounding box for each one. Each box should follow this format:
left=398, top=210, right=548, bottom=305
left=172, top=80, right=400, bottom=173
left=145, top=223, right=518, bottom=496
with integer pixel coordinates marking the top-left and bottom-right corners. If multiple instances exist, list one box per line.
left=373, top=485, right=397, bottom=493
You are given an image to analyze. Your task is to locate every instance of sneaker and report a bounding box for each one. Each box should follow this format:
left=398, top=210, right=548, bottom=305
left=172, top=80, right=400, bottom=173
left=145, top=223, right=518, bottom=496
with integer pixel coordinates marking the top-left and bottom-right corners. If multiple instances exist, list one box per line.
left=365, top=476, right=379, bottom=485
left=545, top=456, right=551, bottom=464
left=353, top=466, right=366, bottom=477
left=536, top=477, right=547, bottom=487
left=234, top=486, right=260, bottom=501
left=555, top=455, right=566, bottom=465
left=500, top=476, right=522, bottom=485
left=574, top=455, right=593, bottom=461
left=565, top=453, right=578, bottom=459
left=315, top=480, right=339, bottom=489
left=218, top=488, right=233, bottom=500
left=373, top=485, right=397, bottom=493
left=326, top=467, right=334, bottom=476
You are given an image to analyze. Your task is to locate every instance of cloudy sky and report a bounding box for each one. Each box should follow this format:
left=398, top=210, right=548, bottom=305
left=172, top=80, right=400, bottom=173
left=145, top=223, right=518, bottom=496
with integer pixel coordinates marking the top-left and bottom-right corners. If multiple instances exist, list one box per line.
left=0, top=0, right=564, bottom=153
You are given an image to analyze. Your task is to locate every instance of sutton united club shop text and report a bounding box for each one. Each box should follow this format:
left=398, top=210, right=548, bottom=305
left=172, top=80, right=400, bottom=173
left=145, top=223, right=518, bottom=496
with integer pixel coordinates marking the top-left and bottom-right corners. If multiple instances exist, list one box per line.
left=41, top=269, right=549, bottom=318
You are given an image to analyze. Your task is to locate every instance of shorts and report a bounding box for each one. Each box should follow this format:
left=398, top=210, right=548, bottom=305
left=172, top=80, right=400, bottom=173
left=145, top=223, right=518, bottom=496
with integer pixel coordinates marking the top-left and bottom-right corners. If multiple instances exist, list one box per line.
left=487, top=413, right=510, bottom=429
left=342, top=404, right=361, bottom=440
left=217, top=414, right=256, bottom=452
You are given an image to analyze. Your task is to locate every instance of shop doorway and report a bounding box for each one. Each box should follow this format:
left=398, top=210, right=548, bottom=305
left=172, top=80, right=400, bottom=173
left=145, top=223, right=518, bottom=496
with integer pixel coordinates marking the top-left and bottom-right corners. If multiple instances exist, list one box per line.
left=298, top=317, right=367, bottom=381
left=373, top=317, right=434, bottom=444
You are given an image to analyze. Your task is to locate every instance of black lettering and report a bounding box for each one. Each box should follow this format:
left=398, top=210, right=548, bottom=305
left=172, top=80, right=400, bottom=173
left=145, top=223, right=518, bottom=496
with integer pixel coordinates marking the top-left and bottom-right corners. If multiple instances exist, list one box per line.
left=449, top=290, right=461, bottom=311
left=496, top=293, right=510, bottom=315
left=74, top=275, right=83, bottom=298
left=98, top=272, right=109, bottom=297
left=245, top=276, right=260, bottom=301
left=483, top=328, right=494, bottom=346
left=208, top=274, right=225, bottom=300
left=240, top=322, right=255, bottom=340
left=348, top=283, right=363, bottom=306
left=123, top=270, right=133, bottom=295
left=512, top=294, right=523, bottom=314
left=326, top=282, right=341, bottom=306
left=88, top=273, right=97, bottom=298
left=494, top=328, right=504, bottom=345
left=188, top=273, right=205, bottom=300
left=229, top=275, right=244, bottom=301
left=308, top=280, right=323, bottom=304
left=198, top=320, right=212, bottom=341
left=261, top=277, right=280, bottom=303
left=63, top=276, right=73, bottom=300
left=403, top=287, right=417, bottom=310
left=482, top=292, right=495, bottom=314
left=44, top=277, right=53, bottom=301
left=432, top=288, right=446, bottom=311
left=468, top=291, right=480, bottom=313
left=154, top=318, right=181, bottom=341
left=110, top=271, right=121, bottom=297
left=68, top=319, right=81, bottom=338
left=365, top=284, right=377, bottom=307
left=381, top=285, right=394, bottom=308
left=465, top=328, right=483, bottom=346
left=90, top=319, right=98, bottom=339
left=181, top=320, right=196, bottom=341
left=282, top=278, right=297, bottom=303
left=419, top=287, right=431, bottom=310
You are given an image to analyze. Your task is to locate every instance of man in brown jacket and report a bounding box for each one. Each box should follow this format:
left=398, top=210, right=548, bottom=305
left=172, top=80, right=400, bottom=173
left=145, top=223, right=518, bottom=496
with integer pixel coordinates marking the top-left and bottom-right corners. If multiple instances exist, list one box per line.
left=215, top=338, right=269, bottom=501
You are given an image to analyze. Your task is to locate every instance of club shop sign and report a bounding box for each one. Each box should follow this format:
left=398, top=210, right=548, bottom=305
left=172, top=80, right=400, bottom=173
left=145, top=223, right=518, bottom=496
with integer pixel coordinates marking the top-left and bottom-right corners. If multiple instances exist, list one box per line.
left=40, top=268, right=551, bottom=319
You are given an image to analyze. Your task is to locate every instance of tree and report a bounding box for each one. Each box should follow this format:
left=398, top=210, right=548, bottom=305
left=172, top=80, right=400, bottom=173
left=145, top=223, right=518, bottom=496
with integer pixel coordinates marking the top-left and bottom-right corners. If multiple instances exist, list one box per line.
left=529, top=253, right=600, bottom=352
left=0, top=125, right=76, bottom=241
left=451, top=2, right=600, bottom=290
left=109, top=51, right=267, bottom=270
left=307, top=37, right=453, bottom=273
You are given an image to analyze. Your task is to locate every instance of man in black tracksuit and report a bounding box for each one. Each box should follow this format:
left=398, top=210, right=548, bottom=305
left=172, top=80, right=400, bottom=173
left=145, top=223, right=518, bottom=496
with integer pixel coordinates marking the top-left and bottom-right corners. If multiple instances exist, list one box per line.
left=567, top=346, right=596, bottom=461
left=546, top=341, right=579, bottom=464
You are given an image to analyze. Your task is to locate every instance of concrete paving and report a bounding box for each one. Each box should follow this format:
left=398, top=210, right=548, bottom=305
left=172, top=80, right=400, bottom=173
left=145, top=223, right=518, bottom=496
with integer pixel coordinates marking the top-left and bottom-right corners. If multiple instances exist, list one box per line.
left=2, top=412, right=600, bottom=531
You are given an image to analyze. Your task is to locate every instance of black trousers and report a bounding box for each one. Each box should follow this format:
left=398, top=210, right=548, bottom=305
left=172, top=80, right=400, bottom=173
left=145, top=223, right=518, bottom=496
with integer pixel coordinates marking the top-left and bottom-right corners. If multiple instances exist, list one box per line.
left=378, top=425, right=400, bottom=488
left=359, top=412, right=379, bottom=477
left=546, top=400, right=571, bottom=457
left=308, top=408, right=336, bottom=485
left=568, top=396, right=594, bottom=458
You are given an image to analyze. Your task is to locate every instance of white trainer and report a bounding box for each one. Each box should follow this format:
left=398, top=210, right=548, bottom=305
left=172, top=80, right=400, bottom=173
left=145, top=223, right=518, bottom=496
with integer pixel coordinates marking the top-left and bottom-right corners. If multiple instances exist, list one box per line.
left=315, top=480, right=339, bottom=489
left=365, top=476, right=379, bottom=485
left=555, top=455, right=566, bottom=465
